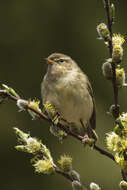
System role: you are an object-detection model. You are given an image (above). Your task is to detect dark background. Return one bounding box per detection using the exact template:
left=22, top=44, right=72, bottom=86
left=0, top=0, right=127, bottom=189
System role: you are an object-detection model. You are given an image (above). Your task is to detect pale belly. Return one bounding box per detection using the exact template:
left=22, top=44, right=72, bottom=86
left=43, top=82, right=93, bottom=128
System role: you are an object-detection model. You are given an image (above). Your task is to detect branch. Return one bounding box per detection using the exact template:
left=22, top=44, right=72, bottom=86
left=94, top=144, right=115, bottom=161
left=55, top=169, right=73, bottom=182
left=0, top=89, right=115, bottom=163
left=104, top=0, right=120, bottom=119
left=14, top=127, right=86, bottom=189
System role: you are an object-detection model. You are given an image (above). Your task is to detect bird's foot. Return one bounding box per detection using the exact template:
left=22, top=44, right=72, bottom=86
left=82, top=134, right=95, bottom=147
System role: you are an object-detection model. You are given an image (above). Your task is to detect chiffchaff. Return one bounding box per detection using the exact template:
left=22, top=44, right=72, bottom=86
left=41, top=53, right=97, bottom=141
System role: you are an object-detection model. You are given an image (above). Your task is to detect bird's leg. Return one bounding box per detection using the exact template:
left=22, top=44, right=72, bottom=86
left=80, top=119, right=87, bottom=131
left=87, top=122, right=98, bottom=142
left=90, top=129, right=98, bottom=142
left=80, top=120, right=95, bottom=146
left=80, top=120, right=90, bottom=143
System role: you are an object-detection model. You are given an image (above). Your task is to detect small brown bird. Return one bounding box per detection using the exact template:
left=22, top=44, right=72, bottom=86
left=41, top=53, right=97, bottom=141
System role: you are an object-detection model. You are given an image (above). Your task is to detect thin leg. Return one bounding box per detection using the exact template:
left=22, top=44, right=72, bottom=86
left=80, top=120, right=97, bottom=145
left=80, top=119, right=87, bottom=132
left=80, top=119, right=90, bottom=144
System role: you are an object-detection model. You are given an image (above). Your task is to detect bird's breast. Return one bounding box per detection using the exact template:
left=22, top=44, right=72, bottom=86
left=52, top=75, right=93, bottom=125
left=42, top=71, right=93, bottom=127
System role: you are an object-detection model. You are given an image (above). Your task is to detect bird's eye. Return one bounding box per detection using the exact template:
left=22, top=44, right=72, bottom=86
left=58, top=59, right=65, bottom=63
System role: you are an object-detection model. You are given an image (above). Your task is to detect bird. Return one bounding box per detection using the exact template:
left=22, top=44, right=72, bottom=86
left=41, top=53, right=97, bottom=141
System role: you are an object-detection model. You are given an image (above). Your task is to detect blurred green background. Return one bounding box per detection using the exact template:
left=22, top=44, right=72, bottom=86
left=0, top=0, right=127, bottom=189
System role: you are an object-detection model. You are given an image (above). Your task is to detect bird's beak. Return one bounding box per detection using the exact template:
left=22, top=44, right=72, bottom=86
left=45, top=58, right=54, bottom=65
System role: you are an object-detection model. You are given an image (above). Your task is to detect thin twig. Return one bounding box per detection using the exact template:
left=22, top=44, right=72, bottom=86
left=104, top=0, right=126, bottom=181
left=38, top=149, right=78, bottom=185
left=104, top=0, right=119, bottom=119
left=121, top=169, right=127, bottom=182
left=0, top=90, right=19, bottom=101
left=53, top=161, right=86, bottom=189
left=55, top=169, right=86, bottom=189
left=94, top=144, right=115, bottom=161
left=55, top=168, right=74, bottom=182
left=0, top=89, right=115, bottom=162
left=37, top=146, right=82, bottom=186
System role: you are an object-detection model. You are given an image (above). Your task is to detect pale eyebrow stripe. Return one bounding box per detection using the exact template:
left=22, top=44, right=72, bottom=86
left=54, top=57, right=70, bottom=61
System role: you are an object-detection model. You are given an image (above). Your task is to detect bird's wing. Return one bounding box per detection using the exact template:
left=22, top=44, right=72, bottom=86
left=87, top=79, right=96, bottom=130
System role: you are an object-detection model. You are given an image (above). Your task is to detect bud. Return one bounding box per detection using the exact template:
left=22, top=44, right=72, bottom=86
left=90, top=182, right=101, bottom=190
left=15, top=145, right=29, bottom=152
left=106, top=132, right=121, bottom=152
left=97, top=23, right=110, bottom=40
left=114, top=153, right=127, bottom=173
left=72, top=181, right=83, bottom=190
left=112, top=34, right=125, bottom=46
left=69, top=170, right=80, bottom=182
left=112, top=45, right=123, bottom=63
left=114, top=113, right=127, bottom=136
left=102, top=60, right=112, bottom=80
left=50, top=125, right=67, bottom=141
left=13, top=127, right=29, bottom=143
left=113, top=124, right=123, bottom=137
left=26, top=137, right=41, bottom=153
left=118, top=113, right=127, bottom=127
left=110, top=3, right=115, bottom=23
left=116, top=66, right=126, bottom=88
left=109, top=104, right=120, bottom=118
left=2, top=84, right=20, bottom=98
left=14, top=128, right=41, bottom=153
left=58, top=155, right=72, bottom=172
left=17, top=99, right=28, bottom=111
left=120, top=180, right=127, bottom=190
left=14, top=128, right=53, bottom=161
left=28, top=99, right=41, bottom=119
left=41, top=143, right=53, bottom=161
left=43, top=101, right=56, bottom=118
left=33, top=159, right=55, bottom=174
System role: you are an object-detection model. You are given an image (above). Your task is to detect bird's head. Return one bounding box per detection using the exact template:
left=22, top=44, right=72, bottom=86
left=45, top=53, right=78, bottom=77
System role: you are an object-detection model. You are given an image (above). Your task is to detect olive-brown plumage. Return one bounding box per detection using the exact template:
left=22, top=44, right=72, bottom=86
left=41, top=53, right=97, bottom=140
